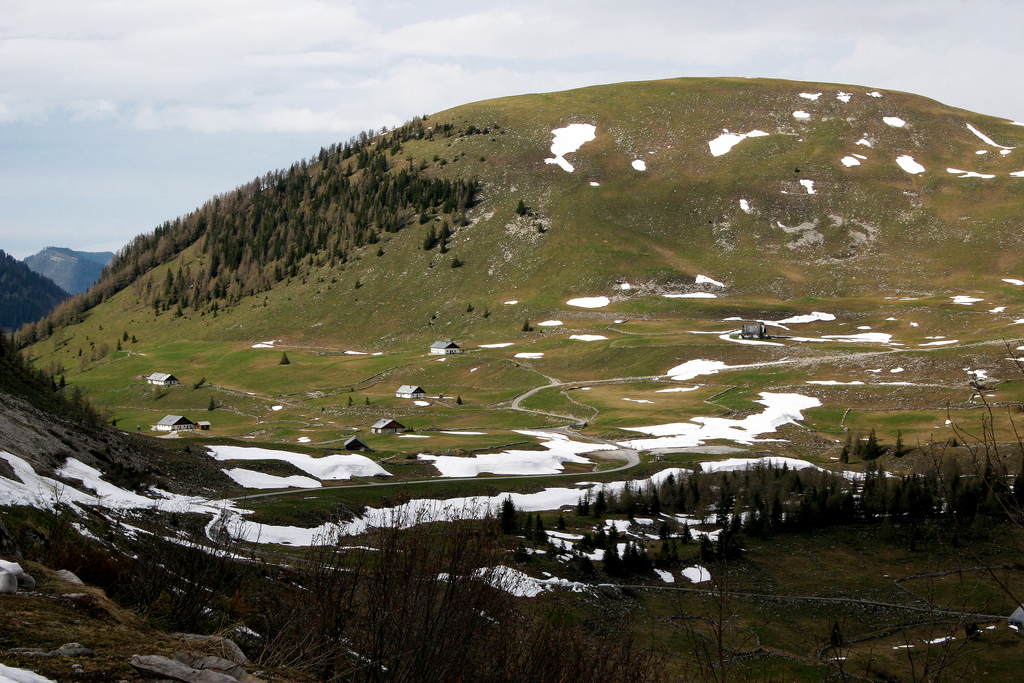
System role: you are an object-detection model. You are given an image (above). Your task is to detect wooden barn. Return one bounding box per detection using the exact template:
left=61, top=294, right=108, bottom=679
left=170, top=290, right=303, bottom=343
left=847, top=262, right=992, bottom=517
left=370, top=418, right=406, bottom=434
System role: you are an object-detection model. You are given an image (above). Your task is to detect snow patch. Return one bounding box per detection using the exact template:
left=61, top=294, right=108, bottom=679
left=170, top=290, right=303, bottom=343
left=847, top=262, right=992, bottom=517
left=682, top=566, right=712, bottom=583
left=799, top=179, right=816, bottom=194
left=514, top=352, right=544, bottom=359
left=883, top=116, right=906, bottom=128
left=1002, top=278, right=1024, bottom=285
left=951, top=296, right=983, bottom=305
left=793, top=110, right=811, bottom=119
left=777, top=311, right=835, bottom=324
left=664, top=293, right=717, bottom=299
left=566, top=296, right=610, bottom=308
left=209, top=446, right=389, bottom=482
left=480, top=342, right=514, bottom=348
left=544, top=123, right=596, bottom=173
left=537, top=320, right=563, bottom=327
left=966, top=123, right=1013, bottom=149
left=420, top=430, right=615, bottom=478
left=569, top=335, right=607, bottom=341
left=739, top=198, right=751, bottom=213
left=708, top=129, right=770, bottom=157
left=631, top=159, right=647, bottom=171
left=896, top=155, right=925, bottom=174
left=799, top=92, right=821, bottom=101
left=837, top=92, right=852, bottom=103
left=841, top=156, right=861, bottom=167
left=666, top=359, right=731, bottom=381
left=696, top=274, right=726, bottom=287
left=656, top=386, right=699, bottom=393
left=619, top=392, right=821, bottom=450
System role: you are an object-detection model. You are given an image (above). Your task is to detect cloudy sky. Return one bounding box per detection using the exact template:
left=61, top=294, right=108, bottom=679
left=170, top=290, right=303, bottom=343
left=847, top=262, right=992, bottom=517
left=2, top=0, right=1022, bottom=258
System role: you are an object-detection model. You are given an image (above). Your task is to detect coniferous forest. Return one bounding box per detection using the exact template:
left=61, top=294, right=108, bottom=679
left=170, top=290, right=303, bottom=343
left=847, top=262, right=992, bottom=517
left=14, top=119, right=478, bottom=346
left=0, top=250, right=69, bottom=332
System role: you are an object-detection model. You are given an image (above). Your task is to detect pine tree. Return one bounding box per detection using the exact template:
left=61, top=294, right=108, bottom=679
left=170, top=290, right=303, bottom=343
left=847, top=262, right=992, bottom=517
left=279, top=352, right=290, bottom=365
left=208, top=397, right=216, bottom=411
left=500, top=496, right=517, bottom=534
left=522, top=319, right=533, bottom=332
left=456, top=395, right=462, bottom=405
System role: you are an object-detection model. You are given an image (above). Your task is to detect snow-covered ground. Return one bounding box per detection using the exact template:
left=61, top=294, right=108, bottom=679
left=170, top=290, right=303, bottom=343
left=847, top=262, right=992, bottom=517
left=708, top=129, right=769, bottom=156
left=544, top=124, right=596, bottom=172
left=566, top=296, right=610, bottom=308
left=896, top=155, right=925, bottom=174
left=618, top=392, right=821, bottom=451
left=569, top=335, right=607, bottom=341
left=419, top=430, right=615, bottom=478
left=208, top=445, right=389, bottom=483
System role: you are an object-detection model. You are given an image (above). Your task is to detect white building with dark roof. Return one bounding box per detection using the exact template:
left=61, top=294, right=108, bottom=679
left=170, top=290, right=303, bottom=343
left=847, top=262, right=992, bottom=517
left=154, top=415, right=195, bottom=431
left=370, top=418, right=406, bottom=434
left=396, top=385, right=426, bottom=399
left=429, top=341, right=461, bottom=355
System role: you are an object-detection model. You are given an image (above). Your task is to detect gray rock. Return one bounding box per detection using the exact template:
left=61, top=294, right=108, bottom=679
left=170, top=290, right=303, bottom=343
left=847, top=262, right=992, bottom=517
left=0, top=567, right=17, bottom=594
left=172, top=634, right=250, bottom=666
left=57, top=569, right=84, bottom=585
left=130, top=655, right=239, bottom=683
left=56, top=643, right=95, bottom=657
left=18, top=572, right=35, bottom=590
left=174, top=652, right=263, bottom=683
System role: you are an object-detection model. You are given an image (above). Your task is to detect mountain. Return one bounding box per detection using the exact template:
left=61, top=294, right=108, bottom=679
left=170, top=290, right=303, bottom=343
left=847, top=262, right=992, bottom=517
left=0, top=250, right=69, bottom=332
left=23, top=247, right=114, bottom=296
left=16, top=76, right=1024, bottom=350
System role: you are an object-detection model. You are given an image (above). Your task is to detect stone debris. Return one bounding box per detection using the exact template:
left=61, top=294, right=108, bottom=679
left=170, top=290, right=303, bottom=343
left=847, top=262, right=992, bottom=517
left=6, top=642, right=95, bottom=657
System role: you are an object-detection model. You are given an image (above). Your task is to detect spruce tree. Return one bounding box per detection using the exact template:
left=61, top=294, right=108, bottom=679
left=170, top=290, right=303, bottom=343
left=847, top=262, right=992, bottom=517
left=279, top=352, right=290, bottom=365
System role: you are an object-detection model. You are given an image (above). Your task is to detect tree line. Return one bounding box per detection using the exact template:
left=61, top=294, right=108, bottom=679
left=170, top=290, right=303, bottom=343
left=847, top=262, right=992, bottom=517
left=14, top=118, right=479, bottom=347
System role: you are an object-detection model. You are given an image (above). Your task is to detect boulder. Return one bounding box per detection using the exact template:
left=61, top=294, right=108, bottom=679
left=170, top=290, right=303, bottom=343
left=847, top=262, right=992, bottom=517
left=0, top=560, right=34, bottom=590
left=173, top=653, right=262, bottom=683
left=129, top=655, right=239, bottom=683
left=0, top=559, right=23, bottom=576
left=172, top=634, right=250, bottom=666
left=56, top=569, right=83, bottom=585
left=0, top=567, right=17, bottom=594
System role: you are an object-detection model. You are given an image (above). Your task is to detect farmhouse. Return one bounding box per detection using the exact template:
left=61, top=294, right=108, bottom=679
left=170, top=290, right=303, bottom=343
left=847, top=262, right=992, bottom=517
left=1010, top=605, right=1024, bottom=630
left=195, top=421, right=211, bottom=431
left=370, top=418, right=406, bottom=434
left=740, top=322, right=768, bottom=340
left=146, top=373, right=179, bottom=386
left=154, top=415, right=195, bottom=431
left=396, top=385, right=426, bottom=399
left=343, top=436, right=371, bottom=452
left=429, top=341, right=461, bottom=355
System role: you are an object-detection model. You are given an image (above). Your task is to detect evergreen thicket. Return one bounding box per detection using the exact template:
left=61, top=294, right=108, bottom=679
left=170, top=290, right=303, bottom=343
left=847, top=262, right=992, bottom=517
left=15, top=120, right=478, bottom=347
left=0, top=250, right=69, bottom=332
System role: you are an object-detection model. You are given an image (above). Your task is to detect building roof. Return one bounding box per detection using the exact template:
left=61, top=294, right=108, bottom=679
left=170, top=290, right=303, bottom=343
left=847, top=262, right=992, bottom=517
left=156, top=415, right=194, bottom=426
left=195, top=421, right=211, bottom=427
left=1010, top=605, right=1024, bottom=623
left=147, top=372, right=177, bottom=381
left=344, top=436, right=369, bottom=448
left=371, top=418, right=404, bottom=429
left=430, top=340, right=459, bottom=349
left=397, top=385, right=425, bottom=394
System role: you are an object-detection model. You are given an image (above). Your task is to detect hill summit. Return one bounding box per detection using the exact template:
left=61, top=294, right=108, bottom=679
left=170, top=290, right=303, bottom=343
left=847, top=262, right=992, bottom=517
left=16, top=77, right=1024, bottom=350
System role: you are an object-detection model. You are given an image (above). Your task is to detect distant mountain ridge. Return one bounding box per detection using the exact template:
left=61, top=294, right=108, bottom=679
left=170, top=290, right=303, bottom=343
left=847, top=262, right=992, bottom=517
left=0, top=250, right=68, bottom=332
left=23, top=247, right=114, bottom=295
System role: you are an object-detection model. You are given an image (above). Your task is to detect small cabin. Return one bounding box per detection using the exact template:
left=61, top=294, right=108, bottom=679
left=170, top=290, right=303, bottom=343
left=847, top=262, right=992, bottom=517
left=370, top=418, right=406, bottom=434
left=154, top=415, right=195, bottom=431
left=195, top=421, right=211, bottom=431
left=1010, top=605, right=1024, bottom=631
left=429, top=341, right=461, bottom=355
left=147, top=373, right=179, bottom=386
left=396, top=385, right=427, bottom=399
left=740, top=322, right=768, bottom=340
left=343, top=436, right=371, bottom=452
